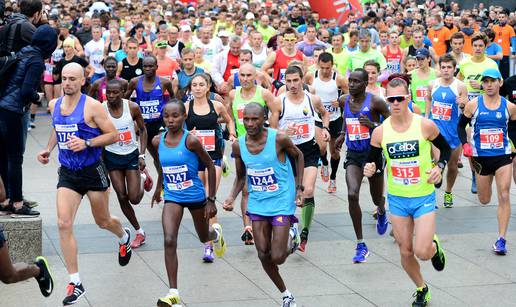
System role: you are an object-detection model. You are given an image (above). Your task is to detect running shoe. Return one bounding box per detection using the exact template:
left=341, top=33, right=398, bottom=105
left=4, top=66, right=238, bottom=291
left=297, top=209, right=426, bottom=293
left=23, top=199, right=38, bottom=208
left=222, top=155, right=230, bottom=177
left=0, top=203, right=13, bottom=215
left=118, top=228, right=132, bottom=266
left=141, top=168, right=154, bottom=192
left=289, top=223, right=300, bottom=254
left=130, top=233, right=146, bottom=249
left=372, top=208, right=378, bottom=220
left=62, top=282, right=85, bottom=306
left=157, top=294, right=181, bottom=307
left=431, top=234, right=446, bottom=271
left=412, top=285, right=430, bottom=307
left=443, top=192, right=453, bottom=208
left=376, top=210, right=388, bottom=235
left=30, top=121, right=36, bottom=129
left=241, top=226, right=254, bottom=245
left=212, top=223, right=226, bottom=258
left=35, top=256, right=54, bottom=297
left=457, top=160, right=463, bottom=169
left=298, top=228, right=309, bottom=252
left=353, top=242, right=369, bottom=263
left=471, top=173, right=477, bottom=194
left=282, top=294, right=297, bottom=307
left=493, top=237, right=507, bottom=255
left=320, top=165, right=329, bottom=182
left=327, top=179, right=336, bottom=193
left=203, top=243, right=215, bottom=263
left=13, top=204, right=40, bottom=216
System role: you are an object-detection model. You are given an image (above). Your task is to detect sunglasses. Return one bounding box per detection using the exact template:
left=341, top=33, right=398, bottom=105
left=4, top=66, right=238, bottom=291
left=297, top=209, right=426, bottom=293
left=386, top=95, right=409, bottom=103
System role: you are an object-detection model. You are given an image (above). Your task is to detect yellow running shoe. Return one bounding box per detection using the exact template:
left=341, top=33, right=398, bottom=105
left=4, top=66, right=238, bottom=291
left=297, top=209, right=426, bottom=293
left=157, top=294, right=181, bottom=307
left=212, top=223, right=226, bottom=258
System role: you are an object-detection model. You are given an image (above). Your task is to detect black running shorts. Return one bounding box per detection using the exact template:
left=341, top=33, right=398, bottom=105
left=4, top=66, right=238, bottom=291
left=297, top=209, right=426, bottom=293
left=344, top=150, right=384, bottom=176
left=315, top=117, right=344, bottom=139
left=145, top=120, right=164, bottom=146
left=57, top=161, right=110, bottom=196
left=103, top=149, right=139, bottom=172
left=472, top=155, right=512, bottom=176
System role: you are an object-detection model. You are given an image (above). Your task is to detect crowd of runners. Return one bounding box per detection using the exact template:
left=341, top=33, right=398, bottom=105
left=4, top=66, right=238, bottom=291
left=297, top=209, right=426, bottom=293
left=0, top=0, right=516, bottom=306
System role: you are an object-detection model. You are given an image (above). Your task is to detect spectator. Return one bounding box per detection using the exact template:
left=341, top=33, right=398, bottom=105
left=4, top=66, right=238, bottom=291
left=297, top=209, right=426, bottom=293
left=75, top=16, right=92, bottom=47
left=1, top=0, right=42, bottom=54
left=0, top=25, right=57, bottom=216
left=492, top=9, right=516, bottom=79
left=484, top=28, right=503, bottom=66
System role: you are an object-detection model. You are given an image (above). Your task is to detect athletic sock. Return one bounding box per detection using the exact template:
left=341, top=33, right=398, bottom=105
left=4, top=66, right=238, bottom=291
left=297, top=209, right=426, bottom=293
left=136, top=228, right=145, bottom=235
left=168, top=288, right=179, bottom=296
left=120, top=230, right=129, bottom=244
left=281, top=289, right=292, bottom=298
left=357, top=239, right=364, bottom=244
left=330, top=157, right=340, bottom=180
left=30, top=114, right=35, bottom=121
left=70, top=272, right=81, bottom=285
left=320, top=153, right=328, bottom=166
left=301, top=197, right=315, bottom=230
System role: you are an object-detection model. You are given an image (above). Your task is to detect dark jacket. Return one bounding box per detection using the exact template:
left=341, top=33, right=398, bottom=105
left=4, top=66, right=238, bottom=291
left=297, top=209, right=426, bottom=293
left=75, top=27, right=92, bottom=47
left=4, top=13, right=36, bottom=53
left=0, top=25, right=57, bottom=114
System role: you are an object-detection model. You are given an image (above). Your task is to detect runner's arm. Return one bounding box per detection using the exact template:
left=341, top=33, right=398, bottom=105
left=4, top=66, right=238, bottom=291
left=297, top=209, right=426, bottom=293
left=124, top=79, right=136, bottom=99
left=164, top=78, right=175, bottom=100
left=268, top=96, right=282, bottom=129
left=425, top=82, right=433, bottom=118
left=457, top=99, right=476, bottom=145
left=215, top=101, right=236, bottom=140
left=227, top=141, right=246, bottom=201
left=279, top=131, right=304, bottom=189
left=372, top=96, right=390, bottom=122
left=130, top=101, right=147, bottom=155
left=312, top=95, right=329, bottom=129
left=508, top=103, right=516, bottom=148
left=364, top=126, right=383, bottom=175
left=46, top=99, right=58, bottom=153
left=88, top=80, right=100, bottom=99
left=116, top=61, right=122, bottom=77
left=261, top=51, right=276, bottom=75
left=187, top=134, right=216, bottom=200
left=89, top=102, right=119, bottom=147
left=151, top=134, right=163, bottom=205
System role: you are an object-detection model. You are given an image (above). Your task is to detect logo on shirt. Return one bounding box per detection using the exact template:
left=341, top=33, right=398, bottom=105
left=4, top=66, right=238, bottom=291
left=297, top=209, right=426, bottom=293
left=496, top=112, right=502, bottom=119
left=363, top=106, right=369, bottom=112
left=303, top=108, right=309, bottom=116
left=441, top=92, right=447, bottom=100
left=386, top=140, right=419, bottom=159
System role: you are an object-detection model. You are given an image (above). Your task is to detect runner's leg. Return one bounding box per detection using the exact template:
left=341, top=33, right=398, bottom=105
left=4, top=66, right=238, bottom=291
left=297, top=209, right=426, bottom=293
left=110, top=170, right=141, bottom=231
left=346, top=165, right=364, bottom=240
left=390, top=215, right=424, bottom=287
left=253, top=220, right=287, bottom=292
left=0, top=244, right=40, bottom=283
left=413, top=212, right=437, bottom=261
left=87, top=190, right=125, bottom=238
left=162, top=203, right=184, bottom=289
left=301, top=167, right=317, bottom=230
left=494, top=164, right=512, bottom=238
left=476, top=174, right=494, bottom=205
left=189, top=205, right=218, bottom=243
left=445, top=147, right=461, bottom=193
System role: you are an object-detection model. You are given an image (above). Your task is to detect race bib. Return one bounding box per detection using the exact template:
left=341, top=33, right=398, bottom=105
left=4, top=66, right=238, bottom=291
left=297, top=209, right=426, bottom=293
left=247, top=167, right=279, bottom=192
left=386, top=60, right=400, bottom=73
left=163, top=165, right=193, bottom=191
left=139, top=100, right=161, bottom=120
left=431, top=101, right=453, bottom=121
left=279, top=68, right=286, bottom=83
left=479, top=128, right=504, bottom=149
left=289, top=120, right=310, bottom=142
left=415, top=86, right=428, bottom=101
left=55, top=124, right=78, bottom=150
left=346, top=118, right=369, bottom=141
left=45, top=63, right=53, bottom=74
left=237, top=104, right=245, bottom=124
left=195, top=129, right=215, bottom=151
left=101, top=88, right=107, bottom=102
left=117, top=127, right=133, bottom=146
left=391, top=160, right=421, bottom=185
left=323, top=103, right=338, bottom=114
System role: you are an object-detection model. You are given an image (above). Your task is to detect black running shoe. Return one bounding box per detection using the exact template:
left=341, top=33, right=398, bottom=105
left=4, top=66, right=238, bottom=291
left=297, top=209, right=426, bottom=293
left=431, top=234, right=446, bottom=271
left=412, top=284, right=430, bottom=307
left=118, top=227, right=132, bottom=266
left=23, top=199, right=38, bottom=208
left=35, top=256, right=54, bottom=297
left=298, top=228, right=309, bottom=252
left=62, top=282, right=85, bottom=305
left=13, top=204, right=40, bottom=216
left=0, top=203, right=13, bottom=214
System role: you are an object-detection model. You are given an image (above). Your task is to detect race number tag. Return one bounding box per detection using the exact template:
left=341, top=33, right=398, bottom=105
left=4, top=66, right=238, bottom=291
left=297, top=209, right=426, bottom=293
left=117, top=127, right=133, bottom=146
left=163, top=165, right=193, bottom=191
left=479, top=128, right=504, bottom=149
left=345, top=118, right=369, bottom=141
left=55, top=124, right=78, bottom=150
left=289, top=120, right=310, bottom=141
left=324, top=103, right=338, bottom=113
left=247, top=167, right=279, bottom=192
left=237, top=104, right=245, bottom=124
left=390, top=160, right=421, bottom=185
left=279, top=68, right=286, bottom=83
left=431, top=101, right=453, bottom=121
left=415, top=86, right=428, bottom=101
left=195, top=129, right=215, bottom=151
left=139, top=100, right=160, bottom=120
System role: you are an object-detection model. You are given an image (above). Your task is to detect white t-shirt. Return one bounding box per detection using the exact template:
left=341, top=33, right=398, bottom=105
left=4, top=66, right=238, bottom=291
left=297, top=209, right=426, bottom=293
left=84, top=38, right=105, bottom=74
left=192, top=38, right=223, bottom=62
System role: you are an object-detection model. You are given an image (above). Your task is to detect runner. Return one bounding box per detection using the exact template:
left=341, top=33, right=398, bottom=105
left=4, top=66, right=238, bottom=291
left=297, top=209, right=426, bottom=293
left=37, top=63, right=132, bottom=305
left=269, top=65, right=330, bottom=252
left=364, top=76, right=449, bottom=307
left=173, top=48, right=205, bottom=102
left=125, top=55, right=175, bottom=178
left=364, top=60, right=385, bottom=99
left=117, top=38, right=143, bottom=82
left=425, top=54, right=468, bottom=208
left=184, top=73, right=236, bottom=262
left=103, top=79, right=153, bottom=249
left=382, top=30, right=404, bottom=77
left=458, top=68, right=516, bottom=255
left=88, top=56, right=128, bottom=103
left=151, top=101, right=226, bottom=306
left=227, top=63, right=277, bottom=242
left=403, top=26, right=437, bottom=63
left=227, top=50, right=271, bottom=91
left=305, top=52, right=348, bottom=193
left=223, top=103, right=304, bottom=307
left=409, top=48, right=437, bottom=116
left=334, top=68, right=390, bottom=263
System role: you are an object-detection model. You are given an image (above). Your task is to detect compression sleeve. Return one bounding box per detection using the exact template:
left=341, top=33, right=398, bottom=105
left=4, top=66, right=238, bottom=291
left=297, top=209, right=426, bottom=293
left=366, top=145, right=383, bottom=170
left=431, top=133, right=451, bottom=166
left=457, top=114, right=471, bottom=145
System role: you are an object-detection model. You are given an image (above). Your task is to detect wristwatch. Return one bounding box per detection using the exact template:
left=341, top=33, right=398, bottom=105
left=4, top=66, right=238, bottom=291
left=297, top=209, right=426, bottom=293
left=138, top=154, right=146, bottom=159
left=296, top=185, right=305, bottom=192
left=437, top=162, right=446, bottom=171
left=207, top=196, right=216, bottom=202
left=85, top=139, right=92, bottom=148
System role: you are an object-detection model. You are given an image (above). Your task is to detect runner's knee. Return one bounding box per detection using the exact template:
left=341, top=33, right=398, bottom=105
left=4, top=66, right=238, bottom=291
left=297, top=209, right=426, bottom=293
left=414, top=244, right=434, bottom=261
left=57, top=218, right=73, bottom=232
left=270, top=250, right=288, bottom=265
left=95, top=217, right=111, bottom=230
left=164, top=234, right=178, bottom=250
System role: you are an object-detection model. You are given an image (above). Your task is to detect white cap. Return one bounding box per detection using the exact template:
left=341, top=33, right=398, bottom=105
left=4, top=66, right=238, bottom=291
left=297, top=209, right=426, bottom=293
left=218, top=30, right=230, bottom=37
left=181, top=25, right=191, bottom=32
left=245, top=12, right=255, bottom=20
left=165, top=11, right=173, bottom=16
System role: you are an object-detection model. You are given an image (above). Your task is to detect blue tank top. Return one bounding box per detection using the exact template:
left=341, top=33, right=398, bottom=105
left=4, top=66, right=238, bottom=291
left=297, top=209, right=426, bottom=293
left=178, top=67, right=204, bottom=102
left=52, top=94, right=102, bottom=170
left=471, top=96, right=511, bottom=157
left=233, top=72, right=241, bottom=88
left=159, top=130, right=206, bottom=203
left=430, top=80, right=461, bottom=149
left=239, top=128, right=296, bottom=216
left=135, top=77, right=166, bottom=123
left=344, top=94, right=373, bottom=152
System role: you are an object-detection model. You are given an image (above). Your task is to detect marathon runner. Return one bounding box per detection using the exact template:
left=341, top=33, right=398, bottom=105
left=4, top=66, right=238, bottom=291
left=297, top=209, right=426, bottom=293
left=173, top=48, right=205, bottom=102
left=269, top=65, right=330, bottom=252
left=458, top=68, right=516, bottom=256
left=364, top=77, right=449, bottom=307
left=117, top=38, right=143, bottom=82
left=223, top=103, right=304, bottom=307
left=227, top=50, right=271, bottom=91
left=409, top=48, right=437, bottom=116
left=151, top=101, right=226, bottom=306
left=88, top=56, right=128, bottom=103
left=37, top=63, right=132, bottom=305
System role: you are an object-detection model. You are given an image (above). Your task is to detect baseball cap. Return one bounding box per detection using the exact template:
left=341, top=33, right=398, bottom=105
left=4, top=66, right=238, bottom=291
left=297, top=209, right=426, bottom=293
left=415, top=48, right=430, bottom=58
left=481, top=68, right=502, bottom=80
left=218, top=30, right=230, bottom=38
left=155, top=40, right=168, bottom=48
left=245, top=12, right=255, bottom=20
left=180, top=25, right=191, bottom=32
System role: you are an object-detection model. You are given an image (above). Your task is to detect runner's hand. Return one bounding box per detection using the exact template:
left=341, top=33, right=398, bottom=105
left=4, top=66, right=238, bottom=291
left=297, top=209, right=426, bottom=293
left=426, top=166, right=442, bottom=184
left=286, top=123, right=297, bottom=136
left=151, top=188, right=162, bottom=208
left=363, top=162, right=376, bottom=177
left=359, top=114, right=374, bottom=129
left=331, top=100, right=339, bottom=108
left=37, top=149, right=50, bottom=164
left=335, top=134, right=345, bottom=150
left=462, top=143, right=473, bottom=157
left=456, top=95, right=467, bottom=109
left=66, top=136, right=87, bottom=152
left=205, top=200, right=217, bottom=219
left=229, top=134, right=237, bottom=142
left=322, top=129, right=330, bottom=142
left=138, top=158, right=146, bottom=171
left=469, top=80, right=481, bottom=90
left=295, top=190, right=304, bottom=207
left=189, top=127, right=197, bottom=136
left=222, top=197, right=234, bottom=211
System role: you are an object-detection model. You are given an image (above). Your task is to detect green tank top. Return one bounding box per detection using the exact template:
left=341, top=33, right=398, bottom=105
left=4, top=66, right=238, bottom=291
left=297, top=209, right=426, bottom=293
left=326, top=47, right=350, bottom=76
left=381, top=115, right=434, bottom=197
left=410, top=68, right=436, bottom=115
left=233, top=86, right=265, bottom=136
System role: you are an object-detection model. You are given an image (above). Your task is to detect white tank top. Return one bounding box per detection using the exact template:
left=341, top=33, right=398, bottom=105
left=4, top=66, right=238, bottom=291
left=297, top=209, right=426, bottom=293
left=278, top=93, right=316, bottom=145
left=104, top=99, right=139, bottom=155
left=312, top=70, right=340, bottom=122
left=252, top=46, right=268, bottom=68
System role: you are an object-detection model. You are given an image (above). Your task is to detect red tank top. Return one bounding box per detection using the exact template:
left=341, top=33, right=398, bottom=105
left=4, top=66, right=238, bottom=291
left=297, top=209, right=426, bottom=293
left=273, top=49, right=304, bottom=82
left=385, top=45, right=402, bottom=74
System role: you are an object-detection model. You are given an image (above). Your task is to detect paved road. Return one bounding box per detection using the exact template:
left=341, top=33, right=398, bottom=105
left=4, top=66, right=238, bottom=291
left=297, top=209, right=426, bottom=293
left=1, top=113, right=516, bottom=307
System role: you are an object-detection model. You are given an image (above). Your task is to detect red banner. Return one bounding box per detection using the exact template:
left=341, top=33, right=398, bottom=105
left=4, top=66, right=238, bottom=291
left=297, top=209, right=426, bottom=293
left=308, top=0, right=364, bottom=25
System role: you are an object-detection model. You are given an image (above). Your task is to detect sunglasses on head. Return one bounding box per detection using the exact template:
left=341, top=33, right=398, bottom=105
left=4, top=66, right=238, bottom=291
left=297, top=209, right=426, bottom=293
left=386, top=95, right=409, bottom=103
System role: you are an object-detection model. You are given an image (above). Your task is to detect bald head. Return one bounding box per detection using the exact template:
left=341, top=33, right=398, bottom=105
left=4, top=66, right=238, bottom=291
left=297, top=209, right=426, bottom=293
left=62, top=63, right=85, bottom=96
left=239, top=63, right=256, bottom=75
left=243, top=102, right=265, bottom=118
left=238, top=63, right=258, bottom=89
left=63, top=62, right=84, bottom=78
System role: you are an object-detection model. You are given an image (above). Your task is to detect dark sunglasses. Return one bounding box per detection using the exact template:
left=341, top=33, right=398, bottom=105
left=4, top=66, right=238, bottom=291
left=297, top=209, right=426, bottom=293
left=386, top=95, right=409, bottom=103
